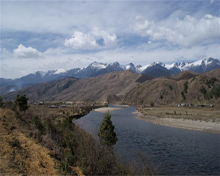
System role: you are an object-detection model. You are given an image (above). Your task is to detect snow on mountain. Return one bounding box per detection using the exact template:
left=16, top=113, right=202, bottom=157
left=1, top=57, right=219, bottom=95
left=136, top=64, right=150, bottom=73
left=121, top=63, right=136, bottom=72
left=54, top=68, right=66, bottom=74
left=89, top=61, right=107, bottom=70
left=165, top=63, right=178, bottom=70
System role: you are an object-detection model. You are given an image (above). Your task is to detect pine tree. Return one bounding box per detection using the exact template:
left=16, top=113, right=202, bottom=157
left=98, top=111, right=117, bottom=147
left=15, top=94, right=29, bottom=112
left=0, top=96, right=3, bottom=107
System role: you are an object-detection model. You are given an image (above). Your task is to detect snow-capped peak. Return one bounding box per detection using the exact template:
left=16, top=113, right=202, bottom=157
left=89, top=61, right=107, bottom=70
left=121, top=63, right=135, bottom=70
left=165, top=63, right=178, bottom=69
left=55, top=68, right=66, bottom=74
left=136, top=64, right=150, bottom=73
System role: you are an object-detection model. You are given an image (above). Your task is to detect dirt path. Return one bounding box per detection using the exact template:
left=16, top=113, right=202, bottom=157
left=0, top=108, right=60, bottom=175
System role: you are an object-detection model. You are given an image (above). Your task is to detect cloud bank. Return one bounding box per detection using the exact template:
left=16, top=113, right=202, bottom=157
left=64, top=28, right=117, bottom=50
left=134, top=14, right=220, bottom=47
left=13, top=44, right=44, bottom=59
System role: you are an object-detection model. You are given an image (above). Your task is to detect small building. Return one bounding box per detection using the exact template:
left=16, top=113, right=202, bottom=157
left=66, top=101, right=73, bottom=105
left=48, top=105, right=58, bottom=108
left=39, top=101, right=44, bottom=105
left=178, top=103, right=186, bottom=107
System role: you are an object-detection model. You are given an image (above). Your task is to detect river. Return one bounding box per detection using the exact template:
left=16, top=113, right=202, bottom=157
left=75, top=105, right=220, bottom=175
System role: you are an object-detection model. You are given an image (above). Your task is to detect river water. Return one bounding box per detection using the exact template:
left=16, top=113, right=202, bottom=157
left=75, top=105, right=220, bottom=175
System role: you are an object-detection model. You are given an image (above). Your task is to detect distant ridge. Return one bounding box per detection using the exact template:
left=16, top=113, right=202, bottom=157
left=171, top=71, right=198, bottom=81
left=1, top=57, right=219, bottom=95
left=3, top=71, right=148, bottom=103
left=2, top=69, right=220, bottom=107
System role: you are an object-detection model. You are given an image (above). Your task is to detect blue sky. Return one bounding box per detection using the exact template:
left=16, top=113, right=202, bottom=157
left=0, top=0, right=220, bottom=78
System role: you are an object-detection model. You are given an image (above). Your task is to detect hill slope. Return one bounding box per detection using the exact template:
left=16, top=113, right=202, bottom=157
left=124, top=69, right=220, bottom=106
left=3, top=71, right=148, bottom=103
left=0, top=108, right=59, bottom=175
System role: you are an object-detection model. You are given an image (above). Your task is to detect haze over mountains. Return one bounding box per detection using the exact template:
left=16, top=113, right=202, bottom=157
left=0, top=57, right=219, bottom=95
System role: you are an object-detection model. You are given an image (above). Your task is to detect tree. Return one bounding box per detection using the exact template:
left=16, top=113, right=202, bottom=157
left=98, top=112, right=117, bottom=147
left=0, top=96, right=3, bottom=107
left=15, top=94, right=29, bottom=112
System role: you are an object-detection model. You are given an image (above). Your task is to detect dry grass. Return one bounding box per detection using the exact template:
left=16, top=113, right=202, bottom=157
left=0, top=103, right=156, bottom=175
left=138, top=106, right=220, bottom=122
left=136, top=106, right=220, bottom=134
left=0, top=108, right=60, bottom=175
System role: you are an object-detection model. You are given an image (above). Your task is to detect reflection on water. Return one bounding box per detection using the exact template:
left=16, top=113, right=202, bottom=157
left=75, top=105, right=220, bottom=175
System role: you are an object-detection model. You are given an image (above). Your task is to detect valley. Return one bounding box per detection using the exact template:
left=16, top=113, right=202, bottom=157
left=2, top=1, right=220, bottom=175
left=1, top=62, right=220, bottom=175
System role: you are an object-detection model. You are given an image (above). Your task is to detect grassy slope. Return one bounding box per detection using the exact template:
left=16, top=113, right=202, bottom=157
left=0, top=108, right=60, bottom=175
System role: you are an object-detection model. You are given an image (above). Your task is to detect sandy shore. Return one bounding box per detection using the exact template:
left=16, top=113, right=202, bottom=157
left=94, top=107, right=123, bottom=112
left=135, top=111, right=220, bottom=134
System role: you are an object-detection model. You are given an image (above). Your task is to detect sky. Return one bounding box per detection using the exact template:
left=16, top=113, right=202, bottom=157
left=0, top=0, right=220, bottom=79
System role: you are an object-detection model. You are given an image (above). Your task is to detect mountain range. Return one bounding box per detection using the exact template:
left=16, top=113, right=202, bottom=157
left=3, top=69, right=220, bottom=107
left=0, top=57, right=219, bottom=95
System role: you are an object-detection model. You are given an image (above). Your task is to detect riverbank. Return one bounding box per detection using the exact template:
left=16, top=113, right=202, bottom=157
left=135, top=110, right=220, bottom=134
left=94, top=107, right=123, bottom=112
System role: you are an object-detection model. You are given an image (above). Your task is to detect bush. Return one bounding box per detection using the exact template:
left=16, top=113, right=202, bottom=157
left=206, top=77, right=217, bottom=88
left=33, top=116, right=45, bottom=134
left=211, top=84, right=220, bottom=98
left=181, top=91, right=186, bottom=100
left=168, top=85, right=173, bottom=91
left=200, top=86, right=207, bottom=96
left=3, top=101, right=16, bottom=111
left=9, top=138, right=20, bottom=148
left=183, top=81, right=188, bottom=93
left=150, top=101, right=155, bottom=107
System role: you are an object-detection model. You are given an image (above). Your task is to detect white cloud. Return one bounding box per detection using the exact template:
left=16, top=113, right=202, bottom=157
left=0, top=48, right=12, bottom=59
left=134, top=14, right=220, bottom=47
left=13, top=44, right=44, bottom=59
left=64, top=27, right=117, bottom=50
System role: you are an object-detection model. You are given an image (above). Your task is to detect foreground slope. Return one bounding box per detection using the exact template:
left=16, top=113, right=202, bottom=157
left=0, top=108, right=59, bottom=175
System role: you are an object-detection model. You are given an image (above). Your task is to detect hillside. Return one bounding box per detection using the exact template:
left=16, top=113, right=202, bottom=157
left=3, top=69, right=220, bottom=106
left=171, top=71, right=198, bottom=81
left=124, top=69, right=220, bottom=106
left=3, top=71, right=148, bottom=103
left=0, top=108, right=59, bottom=175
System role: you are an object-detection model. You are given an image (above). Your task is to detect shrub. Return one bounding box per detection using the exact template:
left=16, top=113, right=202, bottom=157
left=168, top=85, right=173, bottom=91
left=206, top=77, right=217, bottom=88
left=211, top=84, right=220, bottom=98
left=150, top=101, right=155, bottom=107
left=183, top=81, right=188, bottom=93
left=9, top=138, right=20, bottom=148
left=33, top=116, right=45, bottom=134
left=200, top=86, right=207, bottom=96
left=181, top=91, right=186, bottom=100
